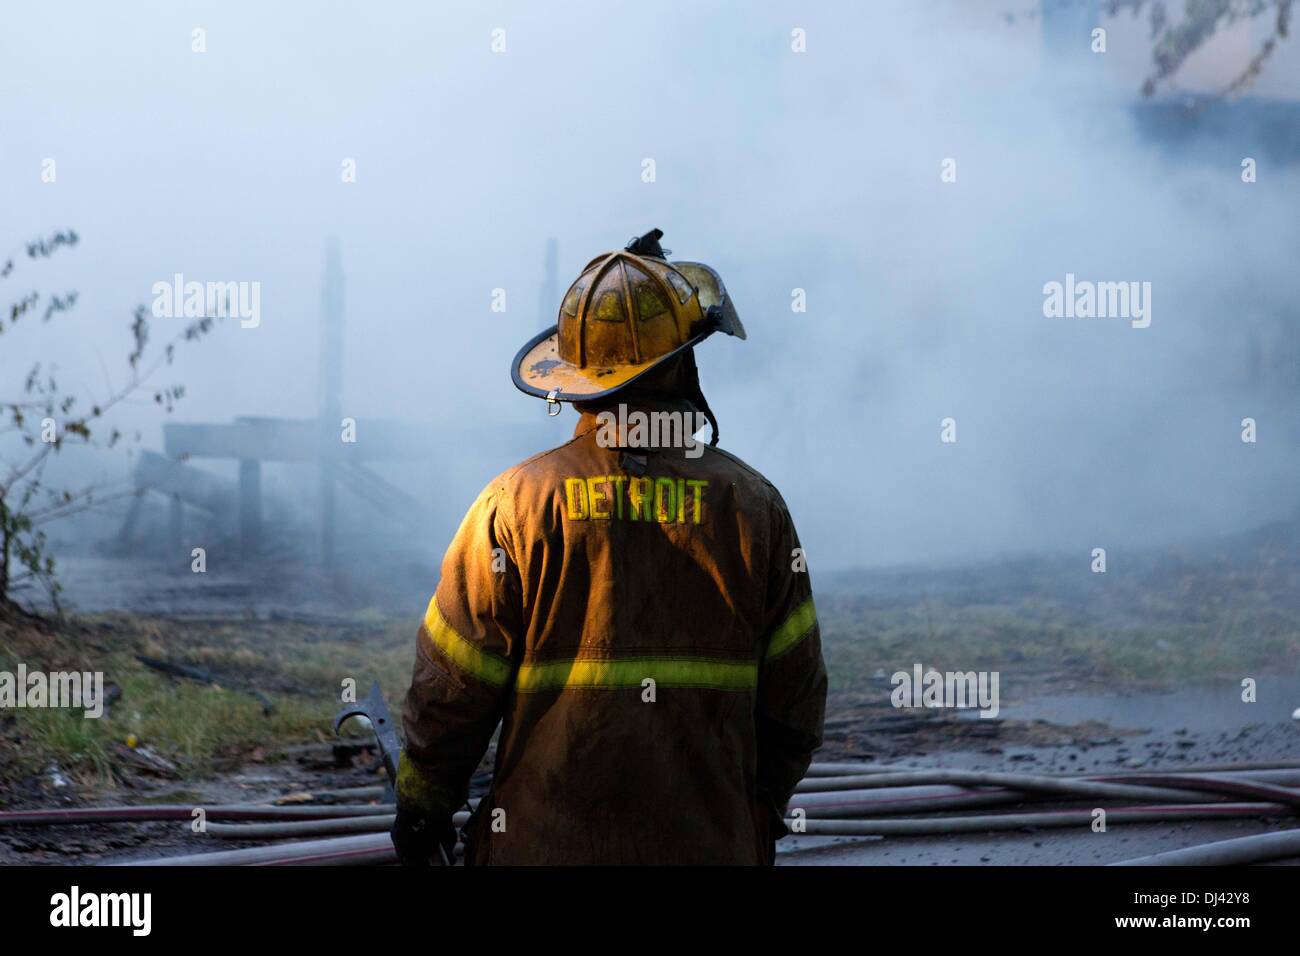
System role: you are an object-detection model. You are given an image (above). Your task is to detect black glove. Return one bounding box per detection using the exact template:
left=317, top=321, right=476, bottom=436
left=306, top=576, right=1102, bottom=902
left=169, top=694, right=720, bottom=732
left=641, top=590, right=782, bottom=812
left=391, top=806, right=457, bottom=866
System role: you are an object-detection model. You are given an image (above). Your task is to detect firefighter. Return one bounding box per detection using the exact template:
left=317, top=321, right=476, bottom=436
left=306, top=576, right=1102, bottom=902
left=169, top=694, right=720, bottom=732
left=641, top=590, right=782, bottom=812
left=393, top=229, right=826, bottom=865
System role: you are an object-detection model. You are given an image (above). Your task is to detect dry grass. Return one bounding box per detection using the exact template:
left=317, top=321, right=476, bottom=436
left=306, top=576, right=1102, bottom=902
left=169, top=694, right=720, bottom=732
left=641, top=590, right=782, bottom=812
left=0, top=608, right=417, bottom=790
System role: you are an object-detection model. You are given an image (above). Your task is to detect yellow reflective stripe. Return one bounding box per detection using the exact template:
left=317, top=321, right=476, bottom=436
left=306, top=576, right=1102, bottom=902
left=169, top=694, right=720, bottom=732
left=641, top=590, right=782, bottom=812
left=422, top=597, right=513, bottom=687
left=765, top=597, right=817, bottom=661
left=516, top=656, right=757, bottom=693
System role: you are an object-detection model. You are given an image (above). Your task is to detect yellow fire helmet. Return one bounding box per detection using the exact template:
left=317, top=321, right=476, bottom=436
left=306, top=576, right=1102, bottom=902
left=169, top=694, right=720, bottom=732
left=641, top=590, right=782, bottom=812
left=512, top=229, right=745, bottom=407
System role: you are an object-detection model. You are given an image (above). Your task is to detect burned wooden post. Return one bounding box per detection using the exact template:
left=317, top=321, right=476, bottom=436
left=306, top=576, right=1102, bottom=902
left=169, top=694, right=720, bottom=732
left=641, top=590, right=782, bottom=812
left=319, top=238, right=344, bottom=565
left=169, top=493, right=183, bottom=566
left=239, top=458, right=262, bottom=556
left=118, top=492, right=144, bottom=545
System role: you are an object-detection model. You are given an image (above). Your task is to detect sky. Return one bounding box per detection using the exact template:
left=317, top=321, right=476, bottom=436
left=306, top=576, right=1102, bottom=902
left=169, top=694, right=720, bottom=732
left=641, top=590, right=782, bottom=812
left=3, top=0, right=1298, bottom=571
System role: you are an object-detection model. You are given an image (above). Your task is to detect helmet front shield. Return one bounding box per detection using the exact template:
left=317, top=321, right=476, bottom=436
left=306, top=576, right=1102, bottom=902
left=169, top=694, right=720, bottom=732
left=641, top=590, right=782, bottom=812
left=675, top=261, right=746, bottom=340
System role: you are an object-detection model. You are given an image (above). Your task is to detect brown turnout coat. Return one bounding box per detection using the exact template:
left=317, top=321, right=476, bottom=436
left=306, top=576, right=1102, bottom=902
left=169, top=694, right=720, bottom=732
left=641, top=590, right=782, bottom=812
left=399, top=408, right=826, bottom=864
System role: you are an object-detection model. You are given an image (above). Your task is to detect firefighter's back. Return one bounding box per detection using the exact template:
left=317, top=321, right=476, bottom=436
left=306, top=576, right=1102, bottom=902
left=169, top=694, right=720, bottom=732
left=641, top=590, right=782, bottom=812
left=467, top=412, right=787, bottom=864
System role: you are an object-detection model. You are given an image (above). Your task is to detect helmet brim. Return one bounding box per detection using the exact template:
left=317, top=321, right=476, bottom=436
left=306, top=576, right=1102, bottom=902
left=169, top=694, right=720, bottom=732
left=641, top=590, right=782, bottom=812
left=511, top=325, right=716, bottom=403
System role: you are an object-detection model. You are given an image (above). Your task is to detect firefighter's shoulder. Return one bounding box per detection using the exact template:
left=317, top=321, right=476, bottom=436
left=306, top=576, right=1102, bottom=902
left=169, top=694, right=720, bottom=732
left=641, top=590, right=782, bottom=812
left=698, top=443, right=788, bottom=511
left=462, top=431, right=592, bottom=520
left=490, top=430, right=591, bottom=491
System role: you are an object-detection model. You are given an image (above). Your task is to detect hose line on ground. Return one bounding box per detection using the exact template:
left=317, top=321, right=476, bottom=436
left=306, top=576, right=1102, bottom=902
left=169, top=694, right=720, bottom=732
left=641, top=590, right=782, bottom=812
left=790, top=803, right=1294, bottom=836
left=804, top=760, right=1300, bottom=778
left=1110, top=828, right=1300, bottom=866
left=204, top=811, right=471, bottom=840
left=793, top=770, right=1231, bottom=804
left=0, top=803, right=393, bottom=827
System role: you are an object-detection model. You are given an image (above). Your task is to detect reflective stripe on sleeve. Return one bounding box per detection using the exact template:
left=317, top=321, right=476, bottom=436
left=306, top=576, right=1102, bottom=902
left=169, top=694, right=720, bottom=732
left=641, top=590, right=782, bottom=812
left=764, top=597, right=817, bottom=661
left=422, top=597, right=514, bottom=687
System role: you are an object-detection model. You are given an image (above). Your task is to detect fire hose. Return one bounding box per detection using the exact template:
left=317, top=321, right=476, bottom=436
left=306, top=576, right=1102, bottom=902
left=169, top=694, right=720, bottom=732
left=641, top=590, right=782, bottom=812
left=0, top=804, right=394, bottom=827
left=1110, top=827, right=1300, bottom=866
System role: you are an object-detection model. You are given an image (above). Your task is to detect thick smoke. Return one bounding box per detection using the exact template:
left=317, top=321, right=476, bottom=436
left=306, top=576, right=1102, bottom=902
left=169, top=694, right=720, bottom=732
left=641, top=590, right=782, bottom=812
left=3, top=1, right=1296, bottom=577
